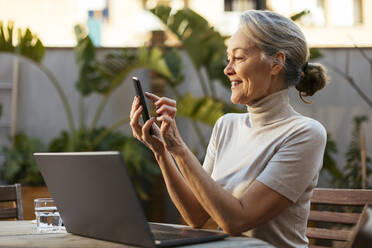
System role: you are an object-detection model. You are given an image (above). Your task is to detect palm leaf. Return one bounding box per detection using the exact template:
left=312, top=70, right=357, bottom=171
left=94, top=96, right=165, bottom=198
left=0, top=21, right=44, bottom=63
left=97, top=47, right=178, bottom=94
left=163, top=48, right=184, bottom=86
left=150, top=6, right=229, bottom=88
left=177, top=93, right=244, bottom=126
left=74, top=25, right=106, bottom=96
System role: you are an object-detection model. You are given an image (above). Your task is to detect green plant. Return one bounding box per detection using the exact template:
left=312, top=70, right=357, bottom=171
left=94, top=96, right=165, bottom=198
left=1, top=133, right=47, bottom=185
left=0, top=23, right=175, bottom=198
left=0, top=21, right=75, bottom=133
left=321, top=133, right=343, bottom=183
left=338, top=116, right=372, bottom=188
left=321, top=116, right=372, bottom=188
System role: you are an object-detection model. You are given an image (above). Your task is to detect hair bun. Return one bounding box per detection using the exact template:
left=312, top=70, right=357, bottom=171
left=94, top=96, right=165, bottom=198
left=296, top=62, right=328, bottom=97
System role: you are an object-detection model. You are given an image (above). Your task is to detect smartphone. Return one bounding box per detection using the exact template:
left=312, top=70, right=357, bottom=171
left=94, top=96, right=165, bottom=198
left=132, top=77, right=154, bottom=134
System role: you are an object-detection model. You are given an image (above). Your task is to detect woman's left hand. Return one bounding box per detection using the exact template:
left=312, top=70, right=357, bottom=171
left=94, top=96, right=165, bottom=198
left=145, top=92, right=185, bottom=155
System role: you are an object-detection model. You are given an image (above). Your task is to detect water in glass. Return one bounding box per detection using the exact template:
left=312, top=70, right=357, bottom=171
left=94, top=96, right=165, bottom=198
left=34, top=198, right=62, bottom=232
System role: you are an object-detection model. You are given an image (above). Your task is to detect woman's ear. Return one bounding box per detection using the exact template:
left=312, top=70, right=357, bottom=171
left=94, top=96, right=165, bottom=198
left=270, top=51, right=286, bottom=75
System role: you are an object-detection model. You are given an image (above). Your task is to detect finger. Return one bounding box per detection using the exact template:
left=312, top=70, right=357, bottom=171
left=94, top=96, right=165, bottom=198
left=145, top=92, right=160, bottom=102
left=130, top=96, right=140, bottom=117
left=156, top=105, right=177, bottom=117
left=142, top=117, right=156, bottom=140
left=157, top=115, right=173, bottom=135
left=130, top=105, right=143, bottom=126
left=130, top=106, right=143, bottom=135
left=154, top=97, right=176, bottom=107
left=156, top=114, right=173, bottom=124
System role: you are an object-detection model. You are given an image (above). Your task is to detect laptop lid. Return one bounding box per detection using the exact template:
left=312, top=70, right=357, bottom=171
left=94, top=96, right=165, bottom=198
left=35, top=151, right=156, bottom=248
left=34, top=151, right=227, bottom=248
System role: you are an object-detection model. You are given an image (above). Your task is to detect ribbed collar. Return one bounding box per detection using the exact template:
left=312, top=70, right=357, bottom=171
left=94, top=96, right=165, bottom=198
left=247, top=89, right=295, bottom=127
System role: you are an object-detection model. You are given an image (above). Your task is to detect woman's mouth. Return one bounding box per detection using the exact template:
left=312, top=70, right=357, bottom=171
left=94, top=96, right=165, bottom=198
left=231, top=81, right=242, bottom=88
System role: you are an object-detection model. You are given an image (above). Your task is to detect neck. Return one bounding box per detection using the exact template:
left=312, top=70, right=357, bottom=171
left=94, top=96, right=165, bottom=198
left=247, top=88, right=295, bottom=127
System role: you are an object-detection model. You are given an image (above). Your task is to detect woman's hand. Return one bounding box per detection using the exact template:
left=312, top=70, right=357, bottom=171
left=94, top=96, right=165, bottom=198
left=129, top=96, right=165, bottom=154
left=145, top=92, right=185, bottom=155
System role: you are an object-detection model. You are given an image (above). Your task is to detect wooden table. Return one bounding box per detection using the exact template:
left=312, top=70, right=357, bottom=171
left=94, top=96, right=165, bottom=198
left=0, top=221, right=275, bottom=248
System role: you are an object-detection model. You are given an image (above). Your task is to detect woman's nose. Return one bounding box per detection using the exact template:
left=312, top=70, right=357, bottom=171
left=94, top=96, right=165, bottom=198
left=224, top=62, right=235, bottom=76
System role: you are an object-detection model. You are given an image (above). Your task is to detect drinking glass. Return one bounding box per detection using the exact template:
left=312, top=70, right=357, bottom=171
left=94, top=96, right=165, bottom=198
left=34, top=198, right=62, bottom=232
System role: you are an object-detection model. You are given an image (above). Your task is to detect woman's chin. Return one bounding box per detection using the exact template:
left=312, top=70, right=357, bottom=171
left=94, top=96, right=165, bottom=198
left=231, top=95, right=247, bottom=105
left=230, top=97, right=238, bottom=105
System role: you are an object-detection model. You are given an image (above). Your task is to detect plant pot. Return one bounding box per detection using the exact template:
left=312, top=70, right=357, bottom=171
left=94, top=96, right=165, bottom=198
left=21, top=186, right=51, bottom=220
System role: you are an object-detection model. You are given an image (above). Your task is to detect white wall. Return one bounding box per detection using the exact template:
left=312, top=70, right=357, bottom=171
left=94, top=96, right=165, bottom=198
left=0, top=47, right=371, bottom=187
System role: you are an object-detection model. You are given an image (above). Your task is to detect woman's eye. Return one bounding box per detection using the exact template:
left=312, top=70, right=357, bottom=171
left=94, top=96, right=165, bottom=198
left=226, top=56, right=244, bottom=63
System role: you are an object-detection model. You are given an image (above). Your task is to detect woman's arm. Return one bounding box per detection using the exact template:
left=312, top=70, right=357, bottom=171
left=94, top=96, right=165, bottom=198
left=169, top=144, right=292, bottom=235
left=130, top=96, right=209, bottom=227
left=153, top=149, right=210, bottom=227
left=144, top=93, right=292, bottom=234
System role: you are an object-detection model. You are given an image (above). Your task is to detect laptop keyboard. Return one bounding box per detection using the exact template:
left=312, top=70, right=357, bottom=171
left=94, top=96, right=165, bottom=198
left=150, top=223, right=193, bottom=241
left=152, top=230, right=191, bottom=241
left=149, top=223, right=220, bottom=241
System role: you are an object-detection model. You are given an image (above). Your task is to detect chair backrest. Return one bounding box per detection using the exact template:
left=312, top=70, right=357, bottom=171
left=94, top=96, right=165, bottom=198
left=0, top=184, right=23, bottom=220
left=351, top=207, right=372, bottom=248
left=307, top=188, right=372, bottom=248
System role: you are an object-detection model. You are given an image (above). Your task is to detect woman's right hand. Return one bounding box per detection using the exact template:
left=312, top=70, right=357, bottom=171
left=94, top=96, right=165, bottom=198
left=129, top=96, right=165, bottom=154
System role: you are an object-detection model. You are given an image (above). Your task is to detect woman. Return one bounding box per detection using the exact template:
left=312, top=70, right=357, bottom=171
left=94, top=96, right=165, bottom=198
left=130, top=10, right=328, bottom=248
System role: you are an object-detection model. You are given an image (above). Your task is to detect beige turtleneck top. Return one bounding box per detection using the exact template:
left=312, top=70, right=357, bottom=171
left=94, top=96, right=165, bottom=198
left=203, top=89, right=326, bottom=248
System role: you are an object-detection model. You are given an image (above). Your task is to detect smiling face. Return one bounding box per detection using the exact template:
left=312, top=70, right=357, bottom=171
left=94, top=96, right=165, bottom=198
left=224, top=28, right=285, bottom=106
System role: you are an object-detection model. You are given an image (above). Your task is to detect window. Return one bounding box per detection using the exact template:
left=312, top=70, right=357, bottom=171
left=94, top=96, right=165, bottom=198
left=224, top=0, right=257, bottom=12
left=330, top=0, right=363, bottom=26
left=143, top=0, right=186, bottom=9
left=294, top=0, right=326, bottom=27
left=353, top=0, right=363, bottom=25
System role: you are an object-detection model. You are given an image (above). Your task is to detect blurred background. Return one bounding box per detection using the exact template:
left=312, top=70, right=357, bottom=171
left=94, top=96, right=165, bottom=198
left=0, top=0, right=371, bottom=224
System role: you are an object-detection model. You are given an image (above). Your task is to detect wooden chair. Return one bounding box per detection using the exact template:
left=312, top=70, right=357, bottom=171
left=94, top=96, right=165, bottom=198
left=0, top=184, right=23, bottom=220
left=307, top=188, right=372, bottom=248
left=350, top=206, right=371, bottom=248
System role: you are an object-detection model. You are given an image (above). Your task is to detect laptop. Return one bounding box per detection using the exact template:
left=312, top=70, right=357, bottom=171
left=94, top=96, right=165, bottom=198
left=34, top=151, right=228, bottom=248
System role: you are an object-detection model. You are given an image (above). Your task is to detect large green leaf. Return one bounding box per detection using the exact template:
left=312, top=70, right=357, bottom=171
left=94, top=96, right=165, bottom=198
left=150, top=6, right=229, bottom=88
left=177, top=93, right=244, bottom=126
left=0, top=21, right=45, bottom=63
left=74, top=25, right=106, bottom=96
left=96, top=46, right=179, bottom=94
left=163, top=48, right=184, bottom=86
left=137, top=46, right=175, bottom=80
